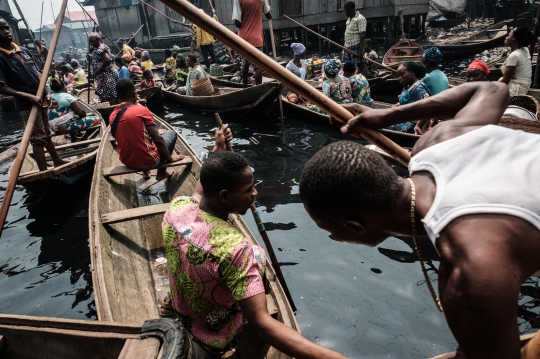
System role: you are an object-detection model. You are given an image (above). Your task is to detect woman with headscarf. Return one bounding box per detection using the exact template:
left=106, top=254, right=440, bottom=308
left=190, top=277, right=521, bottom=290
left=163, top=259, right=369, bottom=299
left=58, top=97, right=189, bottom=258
left=140, top=51, right=154, bottom=71
left=286, top=43, right=308, bottom=80
left=421, top=47, right=448, bottom=95
left=175, top=54, right=208, bottom=96
left=87, top=32, right=118, bottom=105
left=500, top=27, right=534, bottom=95
left=322, top=59, right=352, bottom=104
left=388, top=60, right=431, bottom=133
left=466, top=59, right=490, bottom=82
left=343, top=60, right=372, bottom=107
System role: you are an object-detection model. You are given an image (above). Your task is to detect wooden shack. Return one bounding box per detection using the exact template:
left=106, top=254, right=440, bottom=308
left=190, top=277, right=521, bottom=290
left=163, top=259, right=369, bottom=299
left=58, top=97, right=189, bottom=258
left=212, top=0, right=429, bottom=54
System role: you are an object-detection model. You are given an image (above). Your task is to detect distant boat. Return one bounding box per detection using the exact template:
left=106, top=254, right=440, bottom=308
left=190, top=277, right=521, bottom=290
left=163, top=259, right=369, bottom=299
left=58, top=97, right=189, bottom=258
left=434, top=20, right=509, bottom=60
left=383, top=38, right=424, bottom=68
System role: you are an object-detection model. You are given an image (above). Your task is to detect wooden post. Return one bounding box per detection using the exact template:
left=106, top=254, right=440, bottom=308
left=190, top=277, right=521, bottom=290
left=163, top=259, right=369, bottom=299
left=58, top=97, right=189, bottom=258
left=12, top=0, right=36, bottom=45
left=318, top=25, right=322, bottom=55
left=0, top=0, right=69, bottom=237
left=406, top=16, right=412, bottom=39
left=327, top=26, right=333, bottom=53
left=415, top=15, right=420, bottom=38
left=422, top=14, right=427, bottom=37
left=529, top=4, right=540, bottom=60
left=39, top=1, right=44, bottom=42
left=385, top=17, right=392, bottom=49
left=159, top=0, right=411, bottom=166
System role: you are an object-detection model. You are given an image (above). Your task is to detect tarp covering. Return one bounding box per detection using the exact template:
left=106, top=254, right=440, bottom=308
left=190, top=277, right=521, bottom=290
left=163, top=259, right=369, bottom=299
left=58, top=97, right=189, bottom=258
left=431, top=0, right=468, bottom=14
left=427, top=3, right=444, bottom=21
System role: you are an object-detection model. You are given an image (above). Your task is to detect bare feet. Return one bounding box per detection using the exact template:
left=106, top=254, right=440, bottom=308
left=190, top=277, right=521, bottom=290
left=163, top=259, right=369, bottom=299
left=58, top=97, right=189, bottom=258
left=156, top=169, right=174, bottom=181
left=53, top=160, right=70, bottom=168
left=142, top=170, right=151, bottom=180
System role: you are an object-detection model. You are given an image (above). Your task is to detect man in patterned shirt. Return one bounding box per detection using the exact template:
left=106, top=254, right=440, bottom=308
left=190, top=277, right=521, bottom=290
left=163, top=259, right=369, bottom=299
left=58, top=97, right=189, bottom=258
left=343, top=1, right=367, bottom=76
left=162, top=128, right=349, bottom=359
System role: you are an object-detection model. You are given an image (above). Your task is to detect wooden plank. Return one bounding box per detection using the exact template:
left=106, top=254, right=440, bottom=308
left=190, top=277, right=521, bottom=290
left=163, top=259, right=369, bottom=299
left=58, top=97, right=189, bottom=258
left=118, top=338, right=161, bottom=359
left=266, top=294, right=278, bottom=318
left=42, top=145, right=99, bottom=161
left=102, top=157, right=193, bottom=177
left=101, top=203, right=171, bottom=225
left=29, top=138, right=102, bottom=156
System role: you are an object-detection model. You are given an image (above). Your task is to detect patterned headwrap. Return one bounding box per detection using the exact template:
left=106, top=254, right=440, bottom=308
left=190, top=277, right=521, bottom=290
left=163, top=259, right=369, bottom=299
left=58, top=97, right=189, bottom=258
left=142, top=51, right=150, bottom=60
left=343, top=60, right=356, bottom=74
left=422, top=47, right=443, bottom=65
left=176, top=53, right=185, bottom=62
left=290, top=43, right=306, bottom=56
left=324, top=59, right=341, bottom=76
left=467, top=59, right=490, bottom=76
left=172, top=45, right=181, bottom=52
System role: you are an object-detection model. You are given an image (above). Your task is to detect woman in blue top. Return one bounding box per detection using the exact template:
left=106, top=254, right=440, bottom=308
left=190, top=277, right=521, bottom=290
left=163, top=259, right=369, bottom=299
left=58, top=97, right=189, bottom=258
left=48, top=79, right=101, bottom=143
left=421, top=47, right=448, bottom=96
left=387, top=60, right=431, bottom=133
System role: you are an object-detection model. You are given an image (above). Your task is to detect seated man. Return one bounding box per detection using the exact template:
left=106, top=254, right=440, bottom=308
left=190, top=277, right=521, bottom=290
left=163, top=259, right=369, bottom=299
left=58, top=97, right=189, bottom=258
left=162, top=141, right=348, bottom=358
left=300, top=82, right=540, bottom=359
left=110, top=79, right=183, bottom=180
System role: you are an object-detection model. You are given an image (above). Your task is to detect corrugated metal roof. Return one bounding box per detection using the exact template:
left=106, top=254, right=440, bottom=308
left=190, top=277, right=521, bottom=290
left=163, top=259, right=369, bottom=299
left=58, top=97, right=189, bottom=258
left=62, top=10, right=98, bottom=23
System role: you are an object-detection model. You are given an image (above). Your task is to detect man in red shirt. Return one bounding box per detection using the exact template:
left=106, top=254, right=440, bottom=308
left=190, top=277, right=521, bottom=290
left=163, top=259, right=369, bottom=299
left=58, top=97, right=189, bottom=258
left=110, top=79, right=183, bottom=180
left=232, top=0, right=271, bottom=88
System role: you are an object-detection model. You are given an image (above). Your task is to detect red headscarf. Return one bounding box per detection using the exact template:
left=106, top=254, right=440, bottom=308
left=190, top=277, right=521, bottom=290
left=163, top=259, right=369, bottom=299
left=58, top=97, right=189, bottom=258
left=467, top=60, right=490, bottom=76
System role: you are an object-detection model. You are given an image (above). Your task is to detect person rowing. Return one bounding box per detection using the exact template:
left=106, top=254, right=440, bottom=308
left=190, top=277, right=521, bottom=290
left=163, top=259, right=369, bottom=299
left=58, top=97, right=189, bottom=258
left=299, top=81, right=540, bottom=359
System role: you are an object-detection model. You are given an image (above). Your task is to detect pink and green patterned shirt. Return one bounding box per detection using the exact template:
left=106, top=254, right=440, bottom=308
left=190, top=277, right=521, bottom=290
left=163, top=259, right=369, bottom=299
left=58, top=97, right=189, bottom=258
left=162, top=196, right=266, bottom=349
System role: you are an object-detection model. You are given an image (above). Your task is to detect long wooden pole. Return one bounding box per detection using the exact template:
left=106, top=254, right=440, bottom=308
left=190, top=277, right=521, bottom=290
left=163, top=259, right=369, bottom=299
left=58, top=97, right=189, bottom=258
left=39, top=1, right=44, bottom=43
left=214, top=113, right=297, bottom=312
left=268, top=20, right=284, bottom=121
left=115, top=25, right=144, bottom=58
left=12, top=0, right=36, bottom=45
left=0, top=0, right=69, bottom=238
left=158, top=0, right=410, bottom=166
left=282, top=14, right=397, bottom=73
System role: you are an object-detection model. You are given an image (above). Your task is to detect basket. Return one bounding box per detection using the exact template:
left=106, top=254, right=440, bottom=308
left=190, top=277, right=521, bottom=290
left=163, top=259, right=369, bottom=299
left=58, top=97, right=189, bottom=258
left=500, top=116, right=540, bottom=134
left=210, top=64, right=223, bottom=77
left=509, top=95, right=540, bottom=119
left=191, top=77, right=215, bottom=96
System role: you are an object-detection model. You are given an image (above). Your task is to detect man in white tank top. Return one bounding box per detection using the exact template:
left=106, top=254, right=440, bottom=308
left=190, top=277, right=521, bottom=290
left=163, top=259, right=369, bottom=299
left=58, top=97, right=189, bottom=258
left=299, top=82, right=540, bottom=359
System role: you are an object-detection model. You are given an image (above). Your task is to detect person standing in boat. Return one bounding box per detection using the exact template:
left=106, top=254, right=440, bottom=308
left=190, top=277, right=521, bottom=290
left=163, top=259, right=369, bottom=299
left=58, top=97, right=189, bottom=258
left=343, top=60, right=373, bottom=107
left=232, top=0, right=272, bottom=88
left=117, top=38, right=135, bottom=62
left=196, top=8, right=218, bottom=70
left=0, top=19, right=67, bottom=171
left=300, top=81, right=540, bottom=359
left=421, top=47, right=448, bottom=96
left=87, top=33, right=119, bottom=105
left=500, top=27, right=534, bottom=96
left=343, top=1, right=367, bottom=76
left=161, top=144, right=350, bottom=359
left=390, top=60, right=430, bottom=133
left=111, top=79, right=183, bottom=181
left=34, top=39, right=48, bottom=65
left=175, top=54, right=208, bottom=96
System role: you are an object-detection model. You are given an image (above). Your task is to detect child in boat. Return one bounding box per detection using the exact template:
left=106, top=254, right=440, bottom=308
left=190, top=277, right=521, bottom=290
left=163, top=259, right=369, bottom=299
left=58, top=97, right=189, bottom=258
left=300, top=81, right=540, bottom=359
left=175, top=54, right=208, bottom=96
left=161, top=139, right=349, bottom=359
left=140, top=70, right=156, bottom=90
left=114, top=57, right=130, bottom=80
left=164, top=49, right=176, bottom=86
left=111, top=79, right=183, bottom=181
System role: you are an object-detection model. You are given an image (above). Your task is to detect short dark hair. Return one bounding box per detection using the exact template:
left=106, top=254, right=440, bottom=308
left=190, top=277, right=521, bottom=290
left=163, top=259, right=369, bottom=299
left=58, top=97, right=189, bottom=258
left=365, top=38, right=372, bottom=46
left=116, top=79, right=135, bottom=98
left=61, top=65, right=70, bottom=72
left=50, top=78, right=63, bottom=92
left=164, top=49, right=172, bottom=57
left=513, top=27, right=534, bottom=47
left=200, top=152, right=250, bottom=196
left=187, top=54, right=198, bottom=64
left=402, top=60, right=427, bottom=79
left=142, top=69, right=152, bottom=78
left=114, top=57, right=123, bottom=65
left=344, top=1, right=356, bottom=10
left=299, top=141, right=403, bottom=219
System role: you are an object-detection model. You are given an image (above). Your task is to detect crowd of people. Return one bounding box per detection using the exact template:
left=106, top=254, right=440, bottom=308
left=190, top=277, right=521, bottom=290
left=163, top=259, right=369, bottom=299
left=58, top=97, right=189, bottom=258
left=2, top=0, right=540, bottom=357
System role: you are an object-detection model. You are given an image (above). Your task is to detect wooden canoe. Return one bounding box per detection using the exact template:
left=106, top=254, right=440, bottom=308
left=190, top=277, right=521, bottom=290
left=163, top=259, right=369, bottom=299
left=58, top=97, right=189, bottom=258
left=435, top=20, right=509, bottom=60
left=0, top=313, right=190, bottom=359
left=280, top=95, right=422, bottom=147
left=89, top=113, right=300, bottom=358
left=429, top=332, right=537, bottom=358
left=448, top=77, right=540, bottom=106
left=9, top=102, right=106, bottom=193
left=383, top=38, right=424, bottom=68
left=162, top=82, right=283, bottom=116
left=210, top=74, right=277, bottom=89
